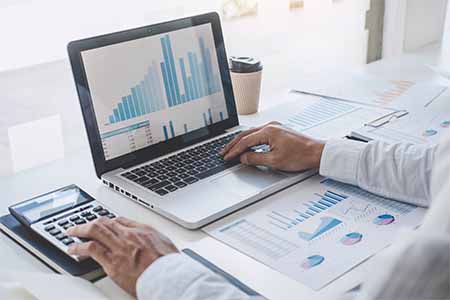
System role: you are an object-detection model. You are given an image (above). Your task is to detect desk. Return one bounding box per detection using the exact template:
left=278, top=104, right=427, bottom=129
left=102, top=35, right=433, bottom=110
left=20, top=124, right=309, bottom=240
left=0, top=42, right=449, bottom=300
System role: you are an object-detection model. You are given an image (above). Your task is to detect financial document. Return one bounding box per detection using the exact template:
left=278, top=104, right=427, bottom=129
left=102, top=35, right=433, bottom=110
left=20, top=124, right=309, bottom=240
left=204, top=176, right=426, bottom=290
left=351, top=95, right=450, bottom=144
left=292, top=73, right=447, bottom=109
left=248, top=94, right=392, bottom=140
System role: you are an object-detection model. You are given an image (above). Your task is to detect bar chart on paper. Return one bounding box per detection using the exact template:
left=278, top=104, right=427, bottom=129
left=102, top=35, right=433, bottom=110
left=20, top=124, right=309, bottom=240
left=205, top=176, right=426, bottom=290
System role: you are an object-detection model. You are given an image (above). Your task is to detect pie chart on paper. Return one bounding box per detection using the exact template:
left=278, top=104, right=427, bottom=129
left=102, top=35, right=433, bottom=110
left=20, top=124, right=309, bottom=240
left=340, top=232, right=363, bottom=246
left=301, top=255, right=325, bottom=270
left=373, top=214, right=395, bottom=225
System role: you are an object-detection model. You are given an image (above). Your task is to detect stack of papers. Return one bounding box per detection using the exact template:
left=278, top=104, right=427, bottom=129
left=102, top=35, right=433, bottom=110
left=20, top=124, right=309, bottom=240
left=204, top=176, right=426, bottom=290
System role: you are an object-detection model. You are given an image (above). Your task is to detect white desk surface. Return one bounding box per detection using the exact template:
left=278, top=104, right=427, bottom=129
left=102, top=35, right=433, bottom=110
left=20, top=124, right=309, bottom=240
left=0, top=42, right=449, bottom=300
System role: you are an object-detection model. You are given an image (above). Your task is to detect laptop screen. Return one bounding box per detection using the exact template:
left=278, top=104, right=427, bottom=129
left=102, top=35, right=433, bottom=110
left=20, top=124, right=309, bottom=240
left=80, top=23, right=228, bottom=161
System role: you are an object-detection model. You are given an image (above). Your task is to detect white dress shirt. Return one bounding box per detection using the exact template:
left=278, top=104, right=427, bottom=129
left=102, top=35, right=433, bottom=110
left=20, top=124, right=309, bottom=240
left=136, top=138, right=447, bottom=300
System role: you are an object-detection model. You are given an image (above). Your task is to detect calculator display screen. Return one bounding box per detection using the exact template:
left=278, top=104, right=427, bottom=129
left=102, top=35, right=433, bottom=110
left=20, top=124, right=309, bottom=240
left=10, top=186, right=91, bottom=224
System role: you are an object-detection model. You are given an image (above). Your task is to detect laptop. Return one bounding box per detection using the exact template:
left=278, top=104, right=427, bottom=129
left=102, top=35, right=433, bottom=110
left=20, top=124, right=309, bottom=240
left=68, top=12, right=312, bottom=229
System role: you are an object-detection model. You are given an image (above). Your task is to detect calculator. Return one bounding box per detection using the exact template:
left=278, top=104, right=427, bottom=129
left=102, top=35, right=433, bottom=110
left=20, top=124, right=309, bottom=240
left=9, top=184, right=118, bottom=262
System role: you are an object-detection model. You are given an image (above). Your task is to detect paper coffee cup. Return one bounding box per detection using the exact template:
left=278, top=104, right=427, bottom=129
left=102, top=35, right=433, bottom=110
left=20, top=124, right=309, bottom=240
left=230, top=70, right=262, bottom=115
left=229, top=57, right=263, bottom=115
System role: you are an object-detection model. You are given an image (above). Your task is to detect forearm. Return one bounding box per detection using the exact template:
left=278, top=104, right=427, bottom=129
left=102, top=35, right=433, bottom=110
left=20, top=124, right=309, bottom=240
left=137, top=253, right=260, bottom=300
left=319, top=139, right=436, bottom=207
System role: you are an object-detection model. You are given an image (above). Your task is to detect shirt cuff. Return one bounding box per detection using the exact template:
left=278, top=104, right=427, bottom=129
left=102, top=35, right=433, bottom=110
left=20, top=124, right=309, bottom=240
left=319, top=139, right=367, bottom=186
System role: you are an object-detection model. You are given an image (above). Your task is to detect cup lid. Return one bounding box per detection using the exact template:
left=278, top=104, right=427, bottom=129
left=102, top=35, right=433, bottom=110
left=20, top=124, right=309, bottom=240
left=229, top=56, right=263, bottom=73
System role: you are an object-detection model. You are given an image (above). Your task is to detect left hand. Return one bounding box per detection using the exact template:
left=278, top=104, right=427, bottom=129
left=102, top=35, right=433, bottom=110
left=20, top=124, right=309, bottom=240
left=66, top=217, right=178, bottom=297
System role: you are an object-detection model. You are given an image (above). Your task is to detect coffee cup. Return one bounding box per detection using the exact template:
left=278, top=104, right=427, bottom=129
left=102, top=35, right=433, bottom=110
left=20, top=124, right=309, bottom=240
left=229, top=57, right=263, bottom=115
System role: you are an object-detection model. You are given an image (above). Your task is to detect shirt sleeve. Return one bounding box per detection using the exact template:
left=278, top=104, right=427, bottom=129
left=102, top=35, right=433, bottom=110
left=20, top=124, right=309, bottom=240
left=136, top=253, right=262, bottom=300
left=319, top=139, right=436, bottom=207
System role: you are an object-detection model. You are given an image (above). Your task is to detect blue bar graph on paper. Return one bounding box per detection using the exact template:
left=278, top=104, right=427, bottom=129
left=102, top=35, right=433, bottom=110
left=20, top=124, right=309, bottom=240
left=105, top=34, right=222, bottom=125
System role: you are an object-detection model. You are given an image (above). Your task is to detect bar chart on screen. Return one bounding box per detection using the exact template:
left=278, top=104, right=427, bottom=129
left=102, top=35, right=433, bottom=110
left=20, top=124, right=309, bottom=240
left=106, top=34, right=223, bottom=125
left=81, top=23, right=229, bottom=160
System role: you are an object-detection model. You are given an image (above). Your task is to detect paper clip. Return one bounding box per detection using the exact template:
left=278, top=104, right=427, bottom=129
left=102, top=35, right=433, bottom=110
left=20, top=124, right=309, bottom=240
left=364, top=110, right=409, bottom=128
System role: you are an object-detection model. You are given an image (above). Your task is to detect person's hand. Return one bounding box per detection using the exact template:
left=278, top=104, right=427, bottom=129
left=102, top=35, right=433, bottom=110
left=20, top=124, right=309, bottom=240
left=221, top=122, right=325, bottom=172
left=66, top=217, right=178, bottom=297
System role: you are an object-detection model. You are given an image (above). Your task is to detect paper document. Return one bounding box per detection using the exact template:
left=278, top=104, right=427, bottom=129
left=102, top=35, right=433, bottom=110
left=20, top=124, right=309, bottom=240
left=351, top=95, right=450, bottom=144
left=293, top=74, right=447, bottom=109
left=204, top=176, right=426, bottom=290
left=248, top=94, right=392, bottom=140
left=0, top=271, right=110, bottom=300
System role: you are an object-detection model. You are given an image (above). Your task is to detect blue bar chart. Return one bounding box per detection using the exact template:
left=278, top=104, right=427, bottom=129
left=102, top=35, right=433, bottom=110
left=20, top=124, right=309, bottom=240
left=108, top=62, right=167, bottom=124
left=107, top=35, right=222, bottom=125
left=267, top=190, right=347, bottom=231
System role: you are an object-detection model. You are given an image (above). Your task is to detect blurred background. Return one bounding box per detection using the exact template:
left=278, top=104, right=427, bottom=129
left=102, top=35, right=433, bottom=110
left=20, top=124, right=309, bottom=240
left=0, top=0, right=449, bottom=176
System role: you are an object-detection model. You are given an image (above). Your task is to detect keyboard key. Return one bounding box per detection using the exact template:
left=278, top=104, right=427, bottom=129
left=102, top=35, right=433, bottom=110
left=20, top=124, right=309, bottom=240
left=168, top=176, right=180, bottom=183
left=86, top=215, right=97, bottom=221
left=155, top=189, right=168, bottom=196
left=107, top=213, right=116, bottom=219
left=97, top=210, right=109, bottom=216
left=49, top=228, right=61, bottom=236
left=196, top=166, right=207, bottom=172
left=178, top=173, right=189, bottom=179
left=184, top=177, right=199, bottom=184
left=144, top=178, right=159, bottom=186
left=55, top=233, right=67, bottom=240
left=157, top=175, right=168, bottom=180
left=74, top=219, right=87, bottom=225
left=69, top=215, right=80, bottom=222
left=165, top=185, right=178, bottom=192
left=62, top=237, right=74, bottom=246
left=166, top=166, right=176, bottom=171
left=196, top=165, right=227, bottom=179
left=188, top=170, right=199, bottom=175
left=167, top=171, right=178, bottom=177
left=134, top=176, right=150, bottom=183
left=174, top=181, right=188, bottom=188
left=148, top=180, right=170, bottom=191
left=45, top=224, right=55, bottom=231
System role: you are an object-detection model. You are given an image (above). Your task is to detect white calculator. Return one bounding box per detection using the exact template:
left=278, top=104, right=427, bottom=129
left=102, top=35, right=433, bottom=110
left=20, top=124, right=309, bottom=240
left=9, top=184, right=118, bottom=261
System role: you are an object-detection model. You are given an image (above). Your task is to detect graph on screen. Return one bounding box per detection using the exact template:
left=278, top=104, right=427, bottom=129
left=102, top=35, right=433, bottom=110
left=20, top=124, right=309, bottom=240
left=81, top=23, right=228, bottom=160
left=107, top=35, right=222, bottom=125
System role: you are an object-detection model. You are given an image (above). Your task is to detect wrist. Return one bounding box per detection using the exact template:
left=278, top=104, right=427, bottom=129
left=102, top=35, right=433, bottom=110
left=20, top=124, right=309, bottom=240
left=307, top=141, right=325, bottom=169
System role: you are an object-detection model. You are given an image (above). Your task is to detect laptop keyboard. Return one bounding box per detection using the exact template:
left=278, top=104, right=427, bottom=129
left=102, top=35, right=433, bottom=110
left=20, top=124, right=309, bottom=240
left=120, top=131, right=242, bottom=196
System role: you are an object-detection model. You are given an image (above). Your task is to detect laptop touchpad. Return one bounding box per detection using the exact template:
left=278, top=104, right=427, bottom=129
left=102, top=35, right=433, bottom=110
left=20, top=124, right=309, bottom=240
left=211, top=166, right=287, bottom=197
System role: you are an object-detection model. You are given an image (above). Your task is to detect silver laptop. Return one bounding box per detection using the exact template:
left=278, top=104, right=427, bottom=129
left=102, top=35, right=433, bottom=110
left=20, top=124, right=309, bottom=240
left=68, top=12, right=312, bottom=229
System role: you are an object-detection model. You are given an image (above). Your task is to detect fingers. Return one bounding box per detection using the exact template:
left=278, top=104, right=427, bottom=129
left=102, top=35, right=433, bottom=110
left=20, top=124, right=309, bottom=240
left=114, top=217, right=144, bottom=228
left=240, top=152, right=273, bottom=166
left=67, top=218, right=123, bottom=250
left=223, top=130, right=270, bottom=161
left=221, top=122, right=281, bottom=157
left=220, top=127, right=259, bottom=156
left=68, top=241, right=110, bottom=266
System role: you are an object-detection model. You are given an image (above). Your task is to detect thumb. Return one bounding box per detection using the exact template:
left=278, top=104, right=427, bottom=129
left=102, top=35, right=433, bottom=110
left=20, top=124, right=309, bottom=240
left=240, top=152, right=273, bottom=166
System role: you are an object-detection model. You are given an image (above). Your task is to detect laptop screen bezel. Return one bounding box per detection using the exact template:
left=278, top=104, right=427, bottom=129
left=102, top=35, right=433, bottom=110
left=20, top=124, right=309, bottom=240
left=68, top=12, right=239, bottom=178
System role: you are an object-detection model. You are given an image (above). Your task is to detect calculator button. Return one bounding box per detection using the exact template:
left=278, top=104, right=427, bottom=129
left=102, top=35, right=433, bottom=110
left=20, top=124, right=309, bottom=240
left=107, top=213, right=116, bottom=219
left=69, top=215, right=80, bottom=222
left=63, top=223, right=74, bottom=230
left=62, top=237, right=74, bottom=245
left=74, top=219, right=87, bottom=225
left=93, top=206, right=103, bottom=212
left=80, top=211, right=91, bottom=218
left=57, top=219, right=69, bottom=226
left=45, top=225, right=55, bottom=232
left=49, top=228, right=61, bottom=236
left=86, top=215, right=97, bottom=221
left=55, top=233, right=66, bottom=240
left=97, top=210, right=109, bottom=216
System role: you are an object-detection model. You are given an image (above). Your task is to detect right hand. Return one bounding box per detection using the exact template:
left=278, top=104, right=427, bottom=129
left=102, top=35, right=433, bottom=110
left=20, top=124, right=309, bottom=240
left=221, top=122, right=325, bottom=172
